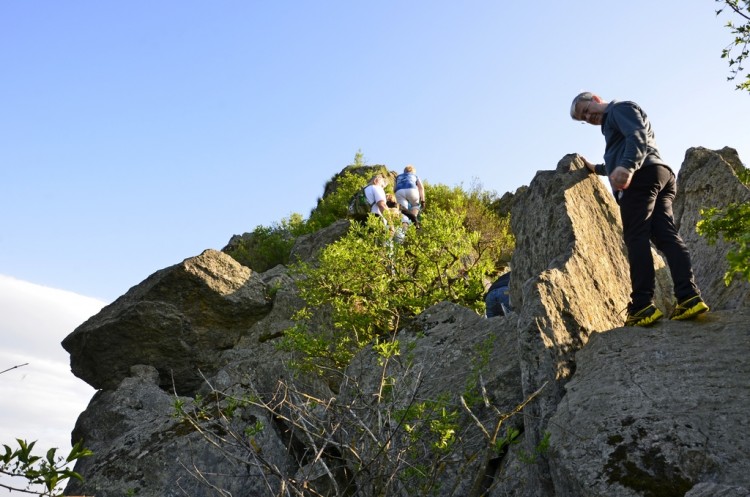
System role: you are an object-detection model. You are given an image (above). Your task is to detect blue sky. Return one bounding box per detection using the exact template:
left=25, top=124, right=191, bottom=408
left=1, top=1, right=748, bottom=302
left=0, top=2, right=748, bottom=488
left=0, top=0, right=750, bottom=301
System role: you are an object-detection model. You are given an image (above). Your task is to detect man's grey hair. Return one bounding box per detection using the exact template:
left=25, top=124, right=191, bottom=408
left=570, top=91, right=595, bottom=120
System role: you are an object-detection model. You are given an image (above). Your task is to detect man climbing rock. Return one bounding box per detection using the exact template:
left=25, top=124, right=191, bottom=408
left=570, top=91, right=709, bottom=326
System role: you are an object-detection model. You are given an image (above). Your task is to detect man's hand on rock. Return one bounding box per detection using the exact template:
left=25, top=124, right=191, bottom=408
left=581, top=157, right=597, bottom=173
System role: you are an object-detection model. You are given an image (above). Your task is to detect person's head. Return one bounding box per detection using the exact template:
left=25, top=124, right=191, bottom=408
left=404, top=165, right=415, bottom=174
left=570, top=92, right=607, bottom=125
left=370, top=174, right=386, bottom=187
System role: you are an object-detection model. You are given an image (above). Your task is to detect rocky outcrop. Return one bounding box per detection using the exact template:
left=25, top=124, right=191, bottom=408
left=548, top=308, right=750, bottom=497
left=342, top=302, right=524, bottom=497
left=62, top=249, right=271, bottom=395
left=673, top=147, right=750, bottom=311
left=507, top=154, right=674, bottom=495
left=64, top=364, right=294, bottom=497
left=62, top=148, right=750, bottom=497
left=289, top=218, right=351, bottom=265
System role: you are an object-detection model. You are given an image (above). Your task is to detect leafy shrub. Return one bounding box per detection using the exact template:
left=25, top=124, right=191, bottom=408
left=280, top=187, right=513, bottom=375
left=307, top=167, right=391, bottom=232
left=223, top=213, right=309, bottom=272
left=697, top=201, right=750, bottom=284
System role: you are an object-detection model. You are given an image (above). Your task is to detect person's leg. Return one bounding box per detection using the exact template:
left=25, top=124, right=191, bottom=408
left=648, top=166, right=700, bottom=301
left=404, top=188, right=421, bottom=218
left=395, top=190, right=409, bottom=211
left=619, top=166, right=661, bottom=311
left=395, top=190, right=412, bottom=224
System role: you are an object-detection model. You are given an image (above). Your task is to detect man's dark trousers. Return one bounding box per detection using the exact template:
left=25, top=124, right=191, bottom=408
left=618, top=164, right=700, bottom=310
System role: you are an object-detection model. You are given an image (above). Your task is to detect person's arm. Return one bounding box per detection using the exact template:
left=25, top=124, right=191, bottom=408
left=417, top=178, right=425, bottom=205
left=581, top=157, right=606, bottom=176
left=374, top=186, right=387, bottom=214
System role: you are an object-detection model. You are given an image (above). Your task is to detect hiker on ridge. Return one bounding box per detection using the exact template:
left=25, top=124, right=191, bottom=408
left=570, top=91, right=709, bottom=326
left=365, top=174, right=388, bottom=224
left=394, top=165, right=425, bottom=227
left=386, top=194, right=420, bottom=228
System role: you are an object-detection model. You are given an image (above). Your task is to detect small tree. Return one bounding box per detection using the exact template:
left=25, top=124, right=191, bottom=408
left=716, top=0, right=750, bottom=92
left=696, top=167, right=750, bottom=284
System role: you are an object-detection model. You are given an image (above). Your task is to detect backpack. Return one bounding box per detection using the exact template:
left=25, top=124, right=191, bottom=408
left=347, top=186, right=373, bottom=219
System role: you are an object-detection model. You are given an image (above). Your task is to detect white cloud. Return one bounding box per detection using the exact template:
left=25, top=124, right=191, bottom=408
left=0, top=275, right=106, bottom=492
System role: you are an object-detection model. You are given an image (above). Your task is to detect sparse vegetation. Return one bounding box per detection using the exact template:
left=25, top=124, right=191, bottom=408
left=1, top=365, right=92, bottom=496
left=697, top=200, right=750, bottom=284
left=174, top=338, right=543, bottom=497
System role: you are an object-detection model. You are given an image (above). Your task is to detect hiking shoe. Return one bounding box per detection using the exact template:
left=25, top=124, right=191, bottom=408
left=624, top=304, right=663, bottom=327
left=670, top=296, right=709, bottom=321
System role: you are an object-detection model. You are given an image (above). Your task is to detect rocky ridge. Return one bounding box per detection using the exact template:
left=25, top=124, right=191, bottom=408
left=62, top=147, right=750, bottom=497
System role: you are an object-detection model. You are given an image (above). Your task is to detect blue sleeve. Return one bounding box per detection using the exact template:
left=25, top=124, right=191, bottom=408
left=610, top=103, right=649, bottom=171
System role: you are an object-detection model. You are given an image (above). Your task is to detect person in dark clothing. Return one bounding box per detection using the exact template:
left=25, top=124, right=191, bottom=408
left=485, top=271, right=512, bottom=318
left=570, top=92, right=709, bottom=326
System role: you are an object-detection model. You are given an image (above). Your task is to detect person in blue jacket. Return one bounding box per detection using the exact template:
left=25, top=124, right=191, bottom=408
left=570, top=91, right=708, bottom=326
left=485, top=271, right=512, bottom=318
left=394, top=165, right=426, bottom=227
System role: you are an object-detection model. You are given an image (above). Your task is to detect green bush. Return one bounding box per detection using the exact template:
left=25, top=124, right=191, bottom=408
left=223, top=213, right=309, bottom=272
left=307, top=167, right=391, bottom=232
left=697, top=201, right=750, bottom=284
left=280, top=186, right=513, bottom=375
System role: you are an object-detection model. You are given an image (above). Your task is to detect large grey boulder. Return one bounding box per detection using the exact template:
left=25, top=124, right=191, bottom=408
left=64, top=365, right=295, bottom=497
left=62, top=148, right=749, bottom=497
left=503, top=149, right=749, bottom=497
left=673, top=146, right=750, bottom=311
left=62, top=249, right=271, bottom=395
left=685, top=483, right=750, bottom=497
left=547, top=308, right=750, bottom=496
left=508, top=155, right=672, bottom=496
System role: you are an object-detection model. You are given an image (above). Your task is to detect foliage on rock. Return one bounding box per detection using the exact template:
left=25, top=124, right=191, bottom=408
left=280, top=196, right=512, bottom=375
left=698, top=200, right=750, bottom=284
left=696, top=161, right=750, bottom=284
left=222, top=213, right=309, bottom=272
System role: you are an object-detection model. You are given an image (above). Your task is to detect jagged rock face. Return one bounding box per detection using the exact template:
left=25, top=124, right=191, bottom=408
left=507, top=154, right=673, bottom=496
left=673, top=147, right=750, bottom=311
left=547, top=308, right=750, bottom=497
left=504, top=151, right=748, bottom=497
left=62, top=148, right=750, bottom=497
left=62, top=249, right=271, bottom=395
left=64, top=365, right=295, bottom=497
left=341, top=302, right=524, bottom=497
left=289, top=218, right=351, bottom=265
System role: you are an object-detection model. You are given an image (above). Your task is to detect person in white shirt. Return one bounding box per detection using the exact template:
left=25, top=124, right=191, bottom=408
left=365, top=174, right=388, bottom=223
